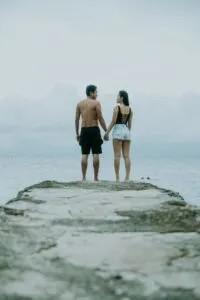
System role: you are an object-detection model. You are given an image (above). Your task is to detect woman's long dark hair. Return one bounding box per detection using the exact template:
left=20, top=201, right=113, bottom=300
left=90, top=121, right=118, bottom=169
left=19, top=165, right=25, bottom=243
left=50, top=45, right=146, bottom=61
left=119, top=90, right=129, bottom=106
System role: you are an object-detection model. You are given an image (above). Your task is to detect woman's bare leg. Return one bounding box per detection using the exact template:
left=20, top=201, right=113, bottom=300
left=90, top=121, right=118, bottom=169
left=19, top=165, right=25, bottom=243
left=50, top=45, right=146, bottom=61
left=113, top=139, right=122, bottom=182
left=122, top=141, right=131, bottom=181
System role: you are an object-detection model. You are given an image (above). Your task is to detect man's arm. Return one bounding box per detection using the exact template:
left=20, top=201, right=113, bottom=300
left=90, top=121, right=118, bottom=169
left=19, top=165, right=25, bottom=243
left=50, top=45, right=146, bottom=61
left=75, top=104, right=80, bottom=140
left=96, top=101, right=107, bottom=132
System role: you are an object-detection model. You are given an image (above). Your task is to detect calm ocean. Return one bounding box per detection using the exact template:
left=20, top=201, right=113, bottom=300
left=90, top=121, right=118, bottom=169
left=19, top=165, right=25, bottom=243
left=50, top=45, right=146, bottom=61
left=0, top=154, right=199, bottom=206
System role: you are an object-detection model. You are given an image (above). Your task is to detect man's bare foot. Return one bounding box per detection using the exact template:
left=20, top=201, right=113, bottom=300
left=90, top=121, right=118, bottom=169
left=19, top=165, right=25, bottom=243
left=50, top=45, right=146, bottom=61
left=94, top=178, right=99, bottom=182
left=82, top=177, right=86, bottom=181
left=116, top=177, right=120, bottom=182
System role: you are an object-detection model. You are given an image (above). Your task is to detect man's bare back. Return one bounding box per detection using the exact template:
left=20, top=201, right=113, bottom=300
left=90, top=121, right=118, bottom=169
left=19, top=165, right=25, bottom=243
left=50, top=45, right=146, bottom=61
left=75, top=99, right=107, bottom=134
left=77, top=98, right=105, bottom=128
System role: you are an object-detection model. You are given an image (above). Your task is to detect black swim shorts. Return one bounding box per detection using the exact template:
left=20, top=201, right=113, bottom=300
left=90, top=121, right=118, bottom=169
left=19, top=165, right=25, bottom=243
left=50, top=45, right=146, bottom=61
left=79, top=126, right=103, bottom=155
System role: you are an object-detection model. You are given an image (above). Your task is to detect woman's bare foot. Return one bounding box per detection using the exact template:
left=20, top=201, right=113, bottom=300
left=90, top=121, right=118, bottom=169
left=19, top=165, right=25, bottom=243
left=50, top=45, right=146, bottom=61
left=125, top=176, right=130, bottom=181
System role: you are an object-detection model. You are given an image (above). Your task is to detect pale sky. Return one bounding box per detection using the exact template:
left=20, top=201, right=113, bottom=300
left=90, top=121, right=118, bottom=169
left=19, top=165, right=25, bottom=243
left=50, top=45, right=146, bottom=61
left=0, top=0, right=200, bottom=99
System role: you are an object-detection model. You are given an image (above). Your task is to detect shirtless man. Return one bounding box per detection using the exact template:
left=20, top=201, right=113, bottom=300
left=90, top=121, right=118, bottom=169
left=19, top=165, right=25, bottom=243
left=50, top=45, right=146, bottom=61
left=75, top=85, right=107, bottom=181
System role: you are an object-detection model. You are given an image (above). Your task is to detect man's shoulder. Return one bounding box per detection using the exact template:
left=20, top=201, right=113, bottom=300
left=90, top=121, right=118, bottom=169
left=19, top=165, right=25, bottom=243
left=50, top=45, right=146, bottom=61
left=77, top=99, right=86, bottom=106
left=77, top=99, right=100, bottom=108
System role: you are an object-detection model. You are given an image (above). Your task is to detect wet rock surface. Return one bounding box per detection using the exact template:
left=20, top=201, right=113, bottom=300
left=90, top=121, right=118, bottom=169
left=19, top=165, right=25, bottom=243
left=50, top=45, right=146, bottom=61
left=0, top=180, right=200, bottom=299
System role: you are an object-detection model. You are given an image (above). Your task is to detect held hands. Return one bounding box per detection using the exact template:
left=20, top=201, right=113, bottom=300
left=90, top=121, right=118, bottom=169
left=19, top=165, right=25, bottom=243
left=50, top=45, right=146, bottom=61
left=76, top=135, right=80, bottom=142
left=104, top=132, right=109, bottom=141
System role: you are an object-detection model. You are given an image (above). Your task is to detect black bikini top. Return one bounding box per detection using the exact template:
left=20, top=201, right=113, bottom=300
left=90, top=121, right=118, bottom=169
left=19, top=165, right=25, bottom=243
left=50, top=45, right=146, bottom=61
left=115, top=106, right=131, bottom=125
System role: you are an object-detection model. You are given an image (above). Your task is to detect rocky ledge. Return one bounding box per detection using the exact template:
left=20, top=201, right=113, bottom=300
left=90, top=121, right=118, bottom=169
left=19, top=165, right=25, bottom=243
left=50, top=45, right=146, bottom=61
left=0, top=180, right=200, bottom=300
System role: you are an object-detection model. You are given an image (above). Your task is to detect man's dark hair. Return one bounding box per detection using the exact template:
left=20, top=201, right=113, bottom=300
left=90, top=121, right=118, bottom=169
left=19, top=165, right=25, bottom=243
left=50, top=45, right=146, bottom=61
left=86, top=85, right=97, bottom=97
left=119, top=90, right=129, bottom=106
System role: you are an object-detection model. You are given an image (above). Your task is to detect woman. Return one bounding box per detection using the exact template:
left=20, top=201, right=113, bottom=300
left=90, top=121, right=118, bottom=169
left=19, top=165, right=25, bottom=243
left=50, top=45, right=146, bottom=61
left=104, top=90, right=133, bottom=182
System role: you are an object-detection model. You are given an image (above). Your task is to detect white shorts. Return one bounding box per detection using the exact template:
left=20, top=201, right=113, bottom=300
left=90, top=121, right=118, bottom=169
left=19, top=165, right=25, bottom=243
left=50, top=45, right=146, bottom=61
left=112, top=124, right=131, bottom=140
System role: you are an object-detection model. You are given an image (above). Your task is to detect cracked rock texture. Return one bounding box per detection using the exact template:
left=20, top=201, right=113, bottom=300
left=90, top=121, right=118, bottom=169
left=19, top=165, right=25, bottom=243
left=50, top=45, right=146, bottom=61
left=0, top=180, right=200, bottom=300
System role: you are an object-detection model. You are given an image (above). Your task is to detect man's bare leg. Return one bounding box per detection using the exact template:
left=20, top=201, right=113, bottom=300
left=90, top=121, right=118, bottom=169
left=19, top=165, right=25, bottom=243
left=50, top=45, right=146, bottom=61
left=81, top=155, right=88, bottom=181
left=93, top=154, right=99, bottom=181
